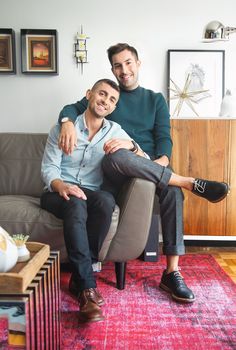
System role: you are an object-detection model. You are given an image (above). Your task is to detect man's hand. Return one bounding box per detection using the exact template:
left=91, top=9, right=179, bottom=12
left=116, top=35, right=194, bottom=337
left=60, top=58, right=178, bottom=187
left=51, top=180, right=87, bottom=201
left=58, top=121, right=77, bottom=155
left=154, top=155, right=169, bottom=167
left=103, top=139, right=133, bottom=154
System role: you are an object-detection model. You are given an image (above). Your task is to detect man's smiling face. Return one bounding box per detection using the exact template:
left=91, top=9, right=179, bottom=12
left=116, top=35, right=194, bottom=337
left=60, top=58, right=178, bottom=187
left=86, top=82, right=119, bottom=119
left=111, top=49, right=141, bottom=91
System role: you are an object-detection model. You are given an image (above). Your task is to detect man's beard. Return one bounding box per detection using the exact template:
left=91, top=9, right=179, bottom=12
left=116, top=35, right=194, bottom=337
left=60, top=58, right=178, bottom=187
left=89, top=105, right=105, bottom=119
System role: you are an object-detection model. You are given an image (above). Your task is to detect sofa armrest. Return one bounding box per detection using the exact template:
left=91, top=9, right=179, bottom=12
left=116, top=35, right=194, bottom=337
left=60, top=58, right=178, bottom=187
left=103, top=178, right=156, bottom=262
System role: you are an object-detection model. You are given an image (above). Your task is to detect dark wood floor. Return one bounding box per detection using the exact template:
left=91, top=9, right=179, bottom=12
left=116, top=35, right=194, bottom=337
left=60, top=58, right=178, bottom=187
left=186, top=246, right=236, bottom=283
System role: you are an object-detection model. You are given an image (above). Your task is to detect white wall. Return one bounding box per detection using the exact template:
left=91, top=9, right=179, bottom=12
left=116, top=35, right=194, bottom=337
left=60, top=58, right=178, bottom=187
left=1, top=0, right=236, bottom=132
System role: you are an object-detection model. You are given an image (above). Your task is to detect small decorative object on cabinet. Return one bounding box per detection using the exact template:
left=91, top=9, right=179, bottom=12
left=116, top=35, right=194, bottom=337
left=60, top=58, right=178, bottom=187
left=219, top=89, right=236, bottom=118
left=12, top=234, right=30, bottom=262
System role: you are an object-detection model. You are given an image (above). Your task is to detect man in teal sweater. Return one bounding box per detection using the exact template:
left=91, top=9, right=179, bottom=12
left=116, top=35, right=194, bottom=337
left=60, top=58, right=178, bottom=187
left=59, top=77, right=172, bottom=162
left=58, top=43, right=229, bottom=303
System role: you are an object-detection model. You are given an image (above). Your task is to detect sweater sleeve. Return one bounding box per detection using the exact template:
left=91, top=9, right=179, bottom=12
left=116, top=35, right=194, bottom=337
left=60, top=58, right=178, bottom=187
left=58, top=96, right=88, bottom=123
left=153, top=93, right=173, bottom=160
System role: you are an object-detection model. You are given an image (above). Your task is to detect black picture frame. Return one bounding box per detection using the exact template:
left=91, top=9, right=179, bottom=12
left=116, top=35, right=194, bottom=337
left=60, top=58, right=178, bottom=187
left=167, top=49, right=225, bottom=118
left=21, top=29, right=58, bottom=74
left=0, top=28, right=16, bottom=74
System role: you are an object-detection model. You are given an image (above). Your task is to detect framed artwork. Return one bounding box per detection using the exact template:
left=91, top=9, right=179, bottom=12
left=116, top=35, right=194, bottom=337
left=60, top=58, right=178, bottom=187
left=0, top=28, right=16, bottom=74
left=167, top=50, right=225, bottom=118
left=21, top=29, right=58, bottom=74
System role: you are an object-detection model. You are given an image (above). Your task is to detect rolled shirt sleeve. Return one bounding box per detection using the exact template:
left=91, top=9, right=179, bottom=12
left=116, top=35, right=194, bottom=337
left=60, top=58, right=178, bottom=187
left=41, top=124, right=63, bottom=191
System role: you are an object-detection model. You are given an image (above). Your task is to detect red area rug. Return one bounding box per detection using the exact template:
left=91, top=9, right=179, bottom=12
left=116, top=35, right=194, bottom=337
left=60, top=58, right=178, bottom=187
left=60, top=255, right=236, bottom=350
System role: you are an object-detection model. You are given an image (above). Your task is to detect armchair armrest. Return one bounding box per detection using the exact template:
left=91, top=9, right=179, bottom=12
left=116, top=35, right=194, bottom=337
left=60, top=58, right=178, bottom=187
left=101, top=178, right=156, bottom=262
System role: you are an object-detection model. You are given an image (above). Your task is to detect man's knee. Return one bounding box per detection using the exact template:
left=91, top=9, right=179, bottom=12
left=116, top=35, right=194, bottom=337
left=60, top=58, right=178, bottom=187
left=102, top=149, right=130, bottom=170
left=64, top=195, right=86, bottom=213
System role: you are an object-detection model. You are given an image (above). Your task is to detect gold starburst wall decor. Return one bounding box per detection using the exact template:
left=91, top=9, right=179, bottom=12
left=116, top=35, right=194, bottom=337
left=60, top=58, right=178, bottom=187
left=169, top=74, right=210, bottom=117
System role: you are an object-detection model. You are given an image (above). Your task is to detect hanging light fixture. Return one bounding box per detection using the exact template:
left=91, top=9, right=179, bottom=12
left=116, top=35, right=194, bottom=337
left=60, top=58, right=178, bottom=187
left=74, top=25, right=89, bottom=73
left=202, top=20, right=236, bottom=42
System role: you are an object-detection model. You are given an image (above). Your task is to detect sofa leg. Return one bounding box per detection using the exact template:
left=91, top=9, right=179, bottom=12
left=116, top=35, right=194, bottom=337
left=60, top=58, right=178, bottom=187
left=115, top=262, right=127, bottom=290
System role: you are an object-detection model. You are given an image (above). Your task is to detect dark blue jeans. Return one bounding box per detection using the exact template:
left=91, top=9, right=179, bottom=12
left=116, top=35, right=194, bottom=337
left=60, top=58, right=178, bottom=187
left=41, top=188, right=115, bottom=292
left=102, top=149, right=185, bottom=256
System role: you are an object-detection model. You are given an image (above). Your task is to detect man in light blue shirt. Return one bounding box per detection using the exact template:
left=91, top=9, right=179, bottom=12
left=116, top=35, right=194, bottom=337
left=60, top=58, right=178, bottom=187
left=41, top=98, right=132, bottom=192
left=41, top=78, right=148, bottom=324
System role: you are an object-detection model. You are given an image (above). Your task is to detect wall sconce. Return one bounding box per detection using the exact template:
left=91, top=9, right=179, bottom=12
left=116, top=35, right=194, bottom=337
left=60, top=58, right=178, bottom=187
left=74, top=26, right=89, bottom=73
left=202, top=20, right=236, bottom=42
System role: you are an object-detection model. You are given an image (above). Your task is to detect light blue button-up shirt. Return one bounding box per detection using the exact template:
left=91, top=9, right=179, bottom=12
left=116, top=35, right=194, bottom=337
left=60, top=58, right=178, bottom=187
left=41, top=114, right=131, bottom=191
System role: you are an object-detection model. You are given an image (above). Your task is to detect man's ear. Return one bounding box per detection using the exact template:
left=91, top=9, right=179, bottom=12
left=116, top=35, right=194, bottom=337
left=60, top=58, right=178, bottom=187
left=85, top=89, right=91, bottom=100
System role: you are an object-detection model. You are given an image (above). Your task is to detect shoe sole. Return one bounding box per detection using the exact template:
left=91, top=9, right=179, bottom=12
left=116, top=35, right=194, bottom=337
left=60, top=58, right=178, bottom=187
left=78, top=313, right=105, bottom=323
left=159, top=283, right=196, bottom=303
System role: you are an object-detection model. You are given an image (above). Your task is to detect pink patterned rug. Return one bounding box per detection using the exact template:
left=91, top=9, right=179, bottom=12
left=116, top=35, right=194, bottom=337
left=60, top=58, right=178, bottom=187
left=60, top=255, right=236, bottom=350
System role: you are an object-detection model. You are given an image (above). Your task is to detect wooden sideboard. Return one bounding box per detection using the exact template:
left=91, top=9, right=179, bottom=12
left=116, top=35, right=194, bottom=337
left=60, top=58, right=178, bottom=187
left=170, top=119, right=236, bottom=236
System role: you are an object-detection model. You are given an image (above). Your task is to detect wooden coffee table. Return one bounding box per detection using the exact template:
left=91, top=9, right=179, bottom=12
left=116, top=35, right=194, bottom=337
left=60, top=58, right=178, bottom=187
left=0, top=243, right=61, bottom=349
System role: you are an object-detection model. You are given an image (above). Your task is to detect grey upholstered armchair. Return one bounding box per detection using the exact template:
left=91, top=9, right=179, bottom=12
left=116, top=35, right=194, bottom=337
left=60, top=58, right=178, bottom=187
left=0, top=133, right=156, bottom=289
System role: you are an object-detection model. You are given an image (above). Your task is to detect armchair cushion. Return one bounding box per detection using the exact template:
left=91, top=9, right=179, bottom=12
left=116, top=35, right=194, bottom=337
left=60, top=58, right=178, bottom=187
left=103, top=178, right=156, bottom=262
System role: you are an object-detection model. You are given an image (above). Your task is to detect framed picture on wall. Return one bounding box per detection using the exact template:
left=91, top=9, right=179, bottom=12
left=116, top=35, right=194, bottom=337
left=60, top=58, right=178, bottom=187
left=167, top=50, right=225, bottom=118
left=0, top=28, right=16, bottom=74
left=21, top=29, right=58, bottom=74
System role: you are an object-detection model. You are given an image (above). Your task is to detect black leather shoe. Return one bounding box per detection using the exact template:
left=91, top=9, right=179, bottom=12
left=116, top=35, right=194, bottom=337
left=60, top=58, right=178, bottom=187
left=192, top=178, right=229, bottom=203
left=160, top=270, right=195, bottom=303
left=69, top=275, right=104, bottom=306
left=78, top=288, right=104, bottom=323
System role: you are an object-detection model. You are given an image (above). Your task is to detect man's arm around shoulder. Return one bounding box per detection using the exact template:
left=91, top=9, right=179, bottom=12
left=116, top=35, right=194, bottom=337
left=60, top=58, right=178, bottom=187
left=58, top=97, right=88, bottom=155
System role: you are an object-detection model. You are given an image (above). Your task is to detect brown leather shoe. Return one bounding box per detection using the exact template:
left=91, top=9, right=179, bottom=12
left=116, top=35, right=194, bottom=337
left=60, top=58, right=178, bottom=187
left=78, top=288, right=105, bottom=323
left=69, top=275, right=104, bottom=306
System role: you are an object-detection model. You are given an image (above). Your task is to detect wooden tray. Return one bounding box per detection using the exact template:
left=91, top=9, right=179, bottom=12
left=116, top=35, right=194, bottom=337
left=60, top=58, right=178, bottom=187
left=0, top=242, right=50, bottom=294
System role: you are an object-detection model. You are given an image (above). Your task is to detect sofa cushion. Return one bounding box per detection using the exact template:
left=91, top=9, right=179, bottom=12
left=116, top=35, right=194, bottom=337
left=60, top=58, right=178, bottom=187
left=0, top=194, right=68, bottom=260
left=0, top=195, right=120, bottom=262
left=0, top=133, right=48, bottom=196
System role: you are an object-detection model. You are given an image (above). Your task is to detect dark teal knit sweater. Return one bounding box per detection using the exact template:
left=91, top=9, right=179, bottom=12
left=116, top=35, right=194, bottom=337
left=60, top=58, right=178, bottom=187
left=59, top=86, right=173, bottom=159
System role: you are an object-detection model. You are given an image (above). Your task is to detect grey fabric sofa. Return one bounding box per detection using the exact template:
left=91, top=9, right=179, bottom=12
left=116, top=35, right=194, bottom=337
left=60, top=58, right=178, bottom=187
left=0, top=133, right=156, bottom=289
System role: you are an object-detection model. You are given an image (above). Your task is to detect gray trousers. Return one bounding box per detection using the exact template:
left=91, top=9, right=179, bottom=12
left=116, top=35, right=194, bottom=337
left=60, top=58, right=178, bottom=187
left=102, top=149, right=185, bottom=256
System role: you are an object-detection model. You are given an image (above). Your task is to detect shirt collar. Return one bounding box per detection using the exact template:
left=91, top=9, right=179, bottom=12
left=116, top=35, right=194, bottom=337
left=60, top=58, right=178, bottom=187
left=76, top=113, right=109, bottom=131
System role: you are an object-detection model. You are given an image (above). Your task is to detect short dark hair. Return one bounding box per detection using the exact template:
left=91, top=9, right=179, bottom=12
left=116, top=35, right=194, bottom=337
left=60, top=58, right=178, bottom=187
left=107, top=43, right=139, bottom=65
left=91, top=78, right=120, bottom=94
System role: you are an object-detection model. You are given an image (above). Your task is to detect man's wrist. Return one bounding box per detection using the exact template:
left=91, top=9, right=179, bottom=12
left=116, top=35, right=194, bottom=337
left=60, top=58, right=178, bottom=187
left=51, top=179, right=63, bottom=192
left=61, top=117, right=74, bottom=124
